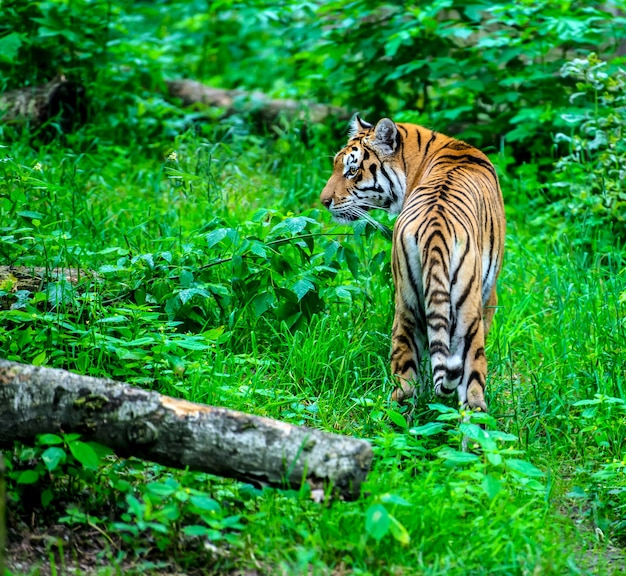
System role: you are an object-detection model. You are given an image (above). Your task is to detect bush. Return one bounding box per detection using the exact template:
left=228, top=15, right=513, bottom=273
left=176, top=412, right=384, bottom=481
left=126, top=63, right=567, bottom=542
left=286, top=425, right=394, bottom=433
left=306, top=1, right=626, bottom=161
left=550, top=53, right=626, bottom=240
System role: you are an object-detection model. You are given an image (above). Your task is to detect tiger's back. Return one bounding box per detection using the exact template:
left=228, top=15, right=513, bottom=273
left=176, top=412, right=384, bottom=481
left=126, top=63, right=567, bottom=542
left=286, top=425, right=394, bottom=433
left=321, top=117, right=505, bottom=411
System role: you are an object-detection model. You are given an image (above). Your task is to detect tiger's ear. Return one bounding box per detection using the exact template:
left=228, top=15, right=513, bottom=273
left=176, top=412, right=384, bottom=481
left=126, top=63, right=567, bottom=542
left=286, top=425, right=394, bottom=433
left=349, top=114, right=373, bottom=137
left=372, top=118, right=399, bottom=155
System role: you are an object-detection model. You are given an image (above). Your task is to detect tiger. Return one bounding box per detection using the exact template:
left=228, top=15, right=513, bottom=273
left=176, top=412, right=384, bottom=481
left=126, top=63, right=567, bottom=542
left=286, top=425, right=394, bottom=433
left=320, top=116, right=505, bottom=412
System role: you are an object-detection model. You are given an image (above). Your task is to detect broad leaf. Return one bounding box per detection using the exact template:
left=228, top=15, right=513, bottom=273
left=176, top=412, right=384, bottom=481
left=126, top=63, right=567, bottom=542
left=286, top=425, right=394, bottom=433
left=42, top=447, right=66, bottom=472
left=365, top=504, right=390, bottom=541
left=69, top=441, right=100, bottom=469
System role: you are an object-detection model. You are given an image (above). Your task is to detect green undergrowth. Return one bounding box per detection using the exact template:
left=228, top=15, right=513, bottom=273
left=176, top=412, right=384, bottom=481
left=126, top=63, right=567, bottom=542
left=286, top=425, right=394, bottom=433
left=1, top=121, right=625, bottom=575
left=2, top=1, right=625, bottom=573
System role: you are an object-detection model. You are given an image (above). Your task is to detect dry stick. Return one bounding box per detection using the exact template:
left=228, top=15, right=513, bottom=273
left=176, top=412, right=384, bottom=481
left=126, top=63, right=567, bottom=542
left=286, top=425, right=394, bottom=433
left=0, top=360, right=372, bottom=500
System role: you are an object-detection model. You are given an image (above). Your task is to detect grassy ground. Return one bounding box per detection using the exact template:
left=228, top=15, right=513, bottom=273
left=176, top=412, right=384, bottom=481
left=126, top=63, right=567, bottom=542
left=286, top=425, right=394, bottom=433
left=1, top=122, right=625, bottom=575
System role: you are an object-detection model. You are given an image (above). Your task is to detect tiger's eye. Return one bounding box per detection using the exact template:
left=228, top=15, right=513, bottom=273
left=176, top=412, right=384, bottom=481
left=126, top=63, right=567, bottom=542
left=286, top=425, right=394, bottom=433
left=349, top=166, right=358, bottom=176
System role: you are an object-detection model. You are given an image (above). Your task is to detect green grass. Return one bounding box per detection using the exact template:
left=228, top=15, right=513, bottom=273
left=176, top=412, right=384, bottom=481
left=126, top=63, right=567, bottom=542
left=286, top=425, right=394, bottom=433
left=1, top=124, right=625, bottom=575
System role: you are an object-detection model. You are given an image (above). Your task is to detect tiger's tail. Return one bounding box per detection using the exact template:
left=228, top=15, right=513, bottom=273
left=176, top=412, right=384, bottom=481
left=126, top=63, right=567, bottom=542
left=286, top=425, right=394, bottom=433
left=420, top=233, right=454, bottom=399
left=423, top=234, right=488, bottom=412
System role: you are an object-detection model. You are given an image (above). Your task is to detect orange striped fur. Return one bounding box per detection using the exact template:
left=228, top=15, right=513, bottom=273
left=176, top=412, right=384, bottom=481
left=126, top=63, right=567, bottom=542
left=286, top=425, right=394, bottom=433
left=321, top=117, right=505, bottom=411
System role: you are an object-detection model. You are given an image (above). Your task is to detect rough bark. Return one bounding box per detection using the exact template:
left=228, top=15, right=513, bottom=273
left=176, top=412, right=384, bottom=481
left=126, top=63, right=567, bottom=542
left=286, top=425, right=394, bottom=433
left=166, top=79, right=351, bottom=124
left=0, top=360, right=372, bottom=500
left=0, top=75, right=86, bottom=131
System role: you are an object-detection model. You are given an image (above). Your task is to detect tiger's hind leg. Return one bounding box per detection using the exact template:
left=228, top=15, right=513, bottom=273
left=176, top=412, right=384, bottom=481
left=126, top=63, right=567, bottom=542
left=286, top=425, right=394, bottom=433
left=455, top=305, right=488, bottom=413
left=461, top=283, right=498, bottom=413
left=390, top=306, right=427, bottom=404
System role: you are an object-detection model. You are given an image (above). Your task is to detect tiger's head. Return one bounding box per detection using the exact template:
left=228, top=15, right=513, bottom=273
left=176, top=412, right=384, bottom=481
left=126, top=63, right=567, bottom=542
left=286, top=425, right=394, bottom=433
left=320, top=116, right=407, bottom=224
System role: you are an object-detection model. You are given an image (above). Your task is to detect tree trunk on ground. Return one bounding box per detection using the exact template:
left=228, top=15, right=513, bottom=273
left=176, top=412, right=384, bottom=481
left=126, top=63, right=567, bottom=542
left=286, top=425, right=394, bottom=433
left=166, top=80, right=351, bottom=125
left=1, top=77, right=349, bottom=131
left=0, top=360, right=372, bottom=500
left=0, top=76, right=86, bottom=131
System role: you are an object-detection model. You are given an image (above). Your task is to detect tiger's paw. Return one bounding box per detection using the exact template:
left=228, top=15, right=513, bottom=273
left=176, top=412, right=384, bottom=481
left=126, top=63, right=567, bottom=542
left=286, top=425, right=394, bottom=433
left=466, top=381, right=488, bottom=413
left=391, top=382, right=415, bottom=404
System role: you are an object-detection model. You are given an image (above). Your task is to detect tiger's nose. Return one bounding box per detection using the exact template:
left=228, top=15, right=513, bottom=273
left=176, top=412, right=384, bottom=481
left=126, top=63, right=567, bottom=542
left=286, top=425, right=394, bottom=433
left=322, top=197, right=332, bottom=208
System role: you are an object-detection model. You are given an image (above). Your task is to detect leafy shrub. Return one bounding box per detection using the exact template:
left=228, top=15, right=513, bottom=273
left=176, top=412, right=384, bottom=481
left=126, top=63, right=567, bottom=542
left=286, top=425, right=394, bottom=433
left=307, top=1, right=626, bottom=161
left=5, top=433, right=108, bottom=510
left=0, top=0, right=111, bottom=87
left=6, top=433, right=246, bottom=555
left=550, top=53, right=626, bottom=239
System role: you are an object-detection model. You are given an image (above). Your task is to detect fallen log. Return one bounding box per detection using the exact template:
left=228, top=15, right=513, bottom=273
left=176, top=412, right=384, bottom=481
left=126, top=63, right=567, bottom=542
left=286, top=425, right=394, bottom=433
left=1, top=76, right=347, bottom=131
left=166, top=79, right=351, bottom=124
left=0, top=75, right=86, bottom=131
left=0, top=360, right=372, bottom=500
left=0, top=266, right=92, bottom=292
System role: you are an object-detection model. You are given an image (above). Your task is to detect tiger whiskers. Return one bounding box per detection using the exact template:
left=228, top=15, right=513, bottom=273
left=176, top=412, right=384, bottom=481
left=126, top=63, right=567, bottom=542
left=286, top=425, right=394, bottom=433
left=347, top=206, right=393, bottom=240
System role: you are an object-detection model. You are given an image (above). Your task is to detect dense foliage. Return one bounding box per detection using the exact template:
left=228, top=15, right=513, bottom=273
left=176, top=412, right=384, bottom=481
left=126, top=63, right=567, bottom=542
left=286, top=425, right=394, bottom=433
left=1, top=0, right=625, bottom=574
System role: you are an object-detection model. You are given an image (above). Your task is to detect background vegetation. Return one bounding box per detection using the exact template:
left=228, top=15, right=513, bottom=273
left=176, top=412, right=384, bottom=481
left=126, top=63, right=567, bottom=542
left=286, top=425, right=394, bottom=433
left=0, top=0, right=625, bottom=574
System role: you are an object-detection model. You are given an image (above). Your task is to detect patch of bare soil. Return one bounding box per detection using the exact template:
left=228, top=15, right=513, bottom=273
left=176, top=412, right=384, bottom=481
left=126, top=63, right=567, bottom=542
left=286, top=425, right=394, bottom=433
left=6, top=522, right=261, bottom=576
left=559, top=501, right=626, bottom=575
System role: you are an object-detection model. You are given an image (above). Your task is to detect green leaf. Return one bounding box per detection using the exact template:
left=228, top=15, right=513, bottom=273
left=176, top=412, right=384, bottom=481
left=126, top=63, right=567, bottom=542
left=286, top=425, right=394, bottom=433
left=203, top=326, right=225, bottom=340
left=343, top=245, right=359, bottom=278
left=572, top=398, right=600, bottom=406
left=18, top=210, right=45, bottom=220
left=17, top=470, right=41, bottom=484
left=487, top=452, right=503, bottom=466
left=428, top=403, right=459, bottom=414
left=174, top=335, right=211, bottom=350
left=205, top=228, right=231, bottom=249
left=389, top=515, right=411, bottom=545
left=146, top=482, right=177, bottom=497
left=183, top=525, right=210, bottom=536
left=31, top=351, right=47, bottom=366
left=206, top=283, right=230, bottom=297
left=248, top=241, right=268, bottom=258
left=269, top=216, right=313, bottom=238
left=69, top=441, right=100, bottom=469
left=437, top=447, right=480, bottom=464
left=466, top=411, right=497, bottom=427
left=482, top=474, right=503, bottom=499
left=190, top=495, right=221, bottom=512
left=409, top=422, right=446, bottom=436
left=41, top=488, right=54, bottom=508
left=0, top=32, right=24, bottom=64
left=63, top=433, right=82, bottom=443
left=505, top=459, right=545, bottom=478
left=178, top=288, right=211, bottom=305
left=291, top=278, right=315, bottom=301
left=323, top=240, right=339, bottom=264
left=37, top=433, right=63, bottom=446
left=252, top=291, right=275, bottom=316
left=386, top=409, right=408, bottom=430
left=365, top=503, right=390, bottom=541
left=380, top=493, right=411, bottom=507
left=42, top=447, right=66, bottom=472
left=488, top=430, right=518, bottom=443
